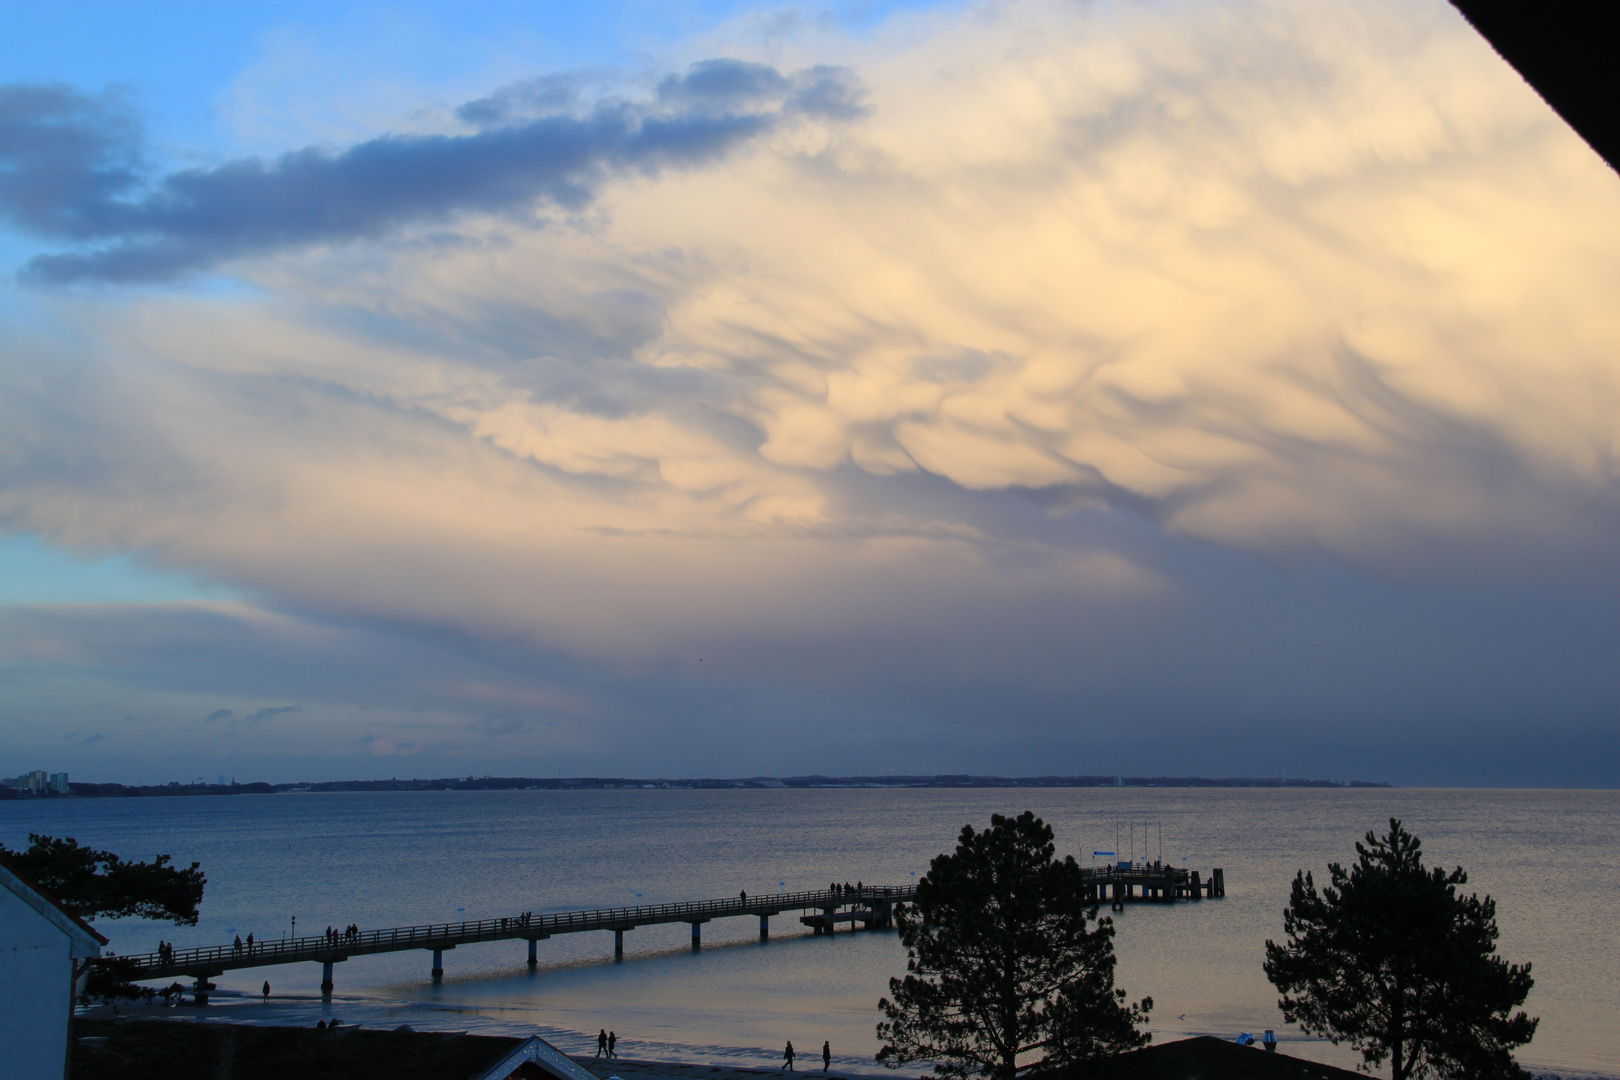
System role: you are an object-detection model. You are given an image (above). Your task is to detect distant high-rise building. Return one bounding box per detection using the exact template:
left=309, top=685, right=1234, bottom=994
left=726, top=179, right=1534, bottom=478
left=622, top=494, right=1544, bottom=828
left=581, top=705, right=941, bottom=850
left=3, top=770, right=69, bottom=793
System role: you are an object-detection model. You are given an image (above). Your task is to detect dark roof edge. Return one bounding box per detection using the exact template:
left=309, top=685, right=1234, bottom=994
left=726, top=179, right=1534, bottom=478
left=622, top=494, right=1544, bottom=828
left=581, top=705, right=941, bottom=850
left=0, top=851, right=110, bottom=949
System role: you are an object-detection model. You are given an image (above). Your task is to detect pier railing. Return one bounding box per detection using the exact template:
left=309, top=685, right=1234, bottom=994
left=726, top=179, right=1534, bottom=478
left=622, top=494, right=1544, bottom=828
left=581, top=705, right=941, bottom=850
left=105, top=865, right=1221, bottom=991
left=114, top=885, right=913, bottom=981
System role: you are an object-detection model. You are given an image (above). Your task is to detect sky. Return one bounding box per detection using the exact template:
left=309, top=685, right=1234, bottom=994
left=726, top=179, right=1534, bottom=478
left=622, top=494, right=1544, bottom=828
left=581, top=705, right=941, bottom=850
left=1, top=0, right=1616, bottom=787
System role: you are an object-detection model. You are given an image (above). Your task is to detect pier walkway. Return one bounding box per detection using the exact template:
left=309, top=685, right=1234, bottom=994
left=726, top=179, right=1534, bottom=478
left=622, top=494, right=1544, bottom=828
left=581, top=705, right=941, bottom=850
left=115, top=863, right=1223, bottom=1003
left=118, top=885, right=913, bottom=1002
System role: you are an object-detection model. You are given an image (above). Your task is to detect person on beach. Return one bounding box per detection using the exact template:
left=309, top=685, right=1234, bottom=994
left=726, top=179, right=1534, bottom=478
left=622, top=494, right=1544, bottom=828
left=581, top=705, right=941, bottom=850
left=608, top=1031, right=618, bottom=1058
left=598, top=1030, right=608, bottom=1057
left=782, top=1041, right=795, bottom=1071
left=262, top=981, right=270, bottom=1002
left=822, top=1041, right=831, bottom=1072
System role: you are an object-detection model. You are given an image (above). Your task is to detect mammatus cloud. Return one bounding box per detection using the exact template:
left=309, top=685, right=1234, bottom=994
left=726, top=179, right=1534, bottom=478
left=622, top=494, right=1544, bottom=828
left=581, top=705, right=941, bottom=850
left=0, top=62, right=861, bottom=283
left=1, top=0, right=1618, bottom=781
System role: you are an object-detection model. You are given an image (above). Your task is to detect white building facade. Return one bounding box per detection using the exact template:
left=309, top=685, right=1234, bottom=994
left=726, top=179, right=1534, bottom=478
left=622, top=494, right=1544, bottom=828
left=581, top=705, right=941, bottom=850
left=0, top=857, right=105, bottom=1080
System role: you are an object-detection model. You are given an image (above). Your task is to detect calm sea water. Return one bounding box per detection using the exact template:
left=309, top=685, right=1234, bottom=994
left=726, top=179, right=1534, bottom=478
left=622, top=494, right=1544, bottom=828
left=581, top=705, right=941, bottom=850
left=3, top=788, right=1615, bottom=1078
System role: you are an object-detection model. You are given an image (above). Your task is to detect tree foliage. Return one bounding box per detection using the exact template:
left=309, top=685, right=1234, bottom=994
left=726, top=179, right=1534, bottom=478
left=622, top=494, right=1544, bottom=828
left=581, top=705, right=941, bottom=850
left=1263, top=818, right=1536, bottom=1080
left=0, top=833, right=206, bottom=925
left=78, top=956, right=159, bottom=1006
left=877, top=811, right=1152, bottom=1080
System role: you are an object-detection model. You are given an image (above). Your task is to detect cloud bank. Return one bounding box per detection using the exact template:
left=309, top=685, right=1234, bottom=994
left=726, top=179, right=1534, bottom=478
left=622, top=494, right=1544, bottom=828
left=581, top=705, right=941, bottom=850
left=0, top=61, right=860, bottom=282
left=2, top=0, right=1618, bottom=783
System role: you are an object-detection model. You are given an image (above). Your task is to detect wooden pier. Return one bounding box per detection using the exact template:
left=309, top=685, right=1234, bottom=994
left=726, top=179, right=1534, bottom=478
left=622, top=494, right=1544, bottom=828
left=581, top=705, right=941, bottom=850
left=115, top=885, right=914, bottom=1003
left=1078, top=863, right=1225, bottom=910
left=112, top=867, right=1223, bottom=1003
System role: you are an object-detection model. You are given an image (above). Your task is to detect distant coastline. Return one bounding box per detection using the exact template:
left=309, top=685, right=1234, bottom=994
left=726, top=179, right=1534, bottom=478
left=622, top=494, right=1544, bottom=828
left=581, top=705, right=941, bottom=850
left=3, top=772, right=1391, bottom=799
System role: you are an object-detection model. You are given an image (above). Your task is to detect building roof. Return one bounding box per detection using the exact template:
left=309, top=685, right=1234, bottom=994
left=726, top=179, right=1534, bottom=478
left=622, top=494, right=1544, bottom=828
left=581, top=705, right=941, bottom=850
left=0, top=852, right=108, bottom=956
left=1080, top=1035, right=1368, bottom=1080
left=474, top=1036, right=605, bottom=1080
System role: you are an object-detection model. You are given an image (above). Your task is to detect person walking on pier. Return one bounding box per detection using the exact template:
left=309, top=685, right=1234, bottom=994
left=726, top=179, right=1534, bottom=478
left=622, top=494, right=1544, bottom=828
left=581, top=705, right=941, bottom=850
left=822, top=1041, right=831, bottom=1072
left=781, top=1041, right=795, bottom=1071
left=597, top=1030, right=608, bottom=1057
left=740, top=890, right=747, bottom=904
left=233, top=935, right=243, bottom=956
left=608, top=1031, right=618, bottom=1058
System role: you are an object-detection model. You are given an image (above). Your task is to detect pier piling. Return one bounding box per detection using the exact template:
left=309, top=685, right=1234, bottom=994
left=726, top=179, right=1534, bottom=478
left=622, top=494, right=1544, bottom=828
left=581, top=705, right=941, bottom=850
left=431, top=948, right=444, bottom=980
left=759, top=914, right=769, bottom=940
left=614, top=929, right=626, bottom=959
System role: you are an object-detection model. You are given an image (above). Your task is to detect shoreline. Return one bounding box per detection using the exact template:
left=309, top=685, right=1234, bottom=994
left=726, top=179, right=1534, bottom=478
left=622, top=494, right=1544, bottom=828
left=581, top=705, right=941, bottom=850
left=75, top=1001, right=1614, bottom=1080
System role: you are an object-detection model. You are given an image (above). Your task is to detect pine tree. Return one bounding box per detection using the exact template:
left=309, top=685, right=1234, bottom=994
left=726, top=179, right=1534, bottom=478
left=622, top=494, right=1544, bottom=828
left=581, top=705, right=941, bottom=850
left=1263, top=818, right=1536, bottom=1080
left=877, top=811, right=1152, bottom=1080
left=0, top=833, right=205, bottom=924
left=1, top=833, right=209, bottom=1005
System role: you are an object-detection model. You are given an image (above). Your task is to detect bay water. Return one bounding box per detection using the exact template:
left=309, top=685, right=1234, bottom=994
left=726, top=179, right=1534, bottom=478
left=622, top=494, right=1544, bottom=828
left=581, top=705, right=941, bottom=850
left=3, top=787, right=1615, bottom=1078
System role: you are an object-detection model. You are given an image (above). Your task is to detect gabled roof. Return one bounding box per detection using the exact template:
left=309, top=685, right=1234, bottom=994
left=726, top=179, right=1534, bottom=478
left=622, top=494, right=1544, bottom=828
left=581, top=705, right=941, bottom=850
left=0, top=852, right=108, bottom=957
left=472, top=1036, right=602, bottom=1080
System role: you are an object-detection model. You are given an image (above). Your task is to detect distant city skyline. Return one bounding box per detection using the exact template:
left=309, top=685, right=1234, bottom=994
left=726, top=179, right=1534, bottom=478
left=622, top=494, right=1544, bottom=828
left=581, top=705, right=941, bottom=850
left=1, top=0, right=1617, bottom=787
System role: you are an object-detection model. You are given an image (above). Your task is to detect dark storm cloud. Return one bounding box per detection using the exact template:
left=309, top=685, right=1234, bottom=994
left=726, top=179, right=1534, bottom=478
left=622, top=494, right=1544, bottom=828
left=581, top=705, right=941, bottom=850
left=0, top=83, right=144, bottom=238
left=455, top=74, right=585, bottom=127
left=241, top=704, right=301, bottom=725
left=657, top=60, right=866, bottom=119
left=0, top=61, right=860, bottom=285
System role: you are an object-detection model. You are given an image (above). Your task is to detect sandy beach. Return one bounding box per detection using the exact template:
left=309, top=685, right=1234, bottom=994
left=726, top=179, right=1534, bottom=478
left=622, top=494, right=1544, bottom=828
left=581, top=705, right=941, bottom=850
left=575, top=1058, right=835, bottom=1080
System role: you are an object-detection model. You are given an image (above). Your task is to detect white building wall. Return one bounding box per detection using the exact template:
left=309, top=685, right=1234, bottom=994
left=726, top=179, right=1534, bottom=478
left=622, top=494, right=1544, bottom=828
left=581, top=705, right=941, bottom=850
left=0, top=885, right=77, bottom=1080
